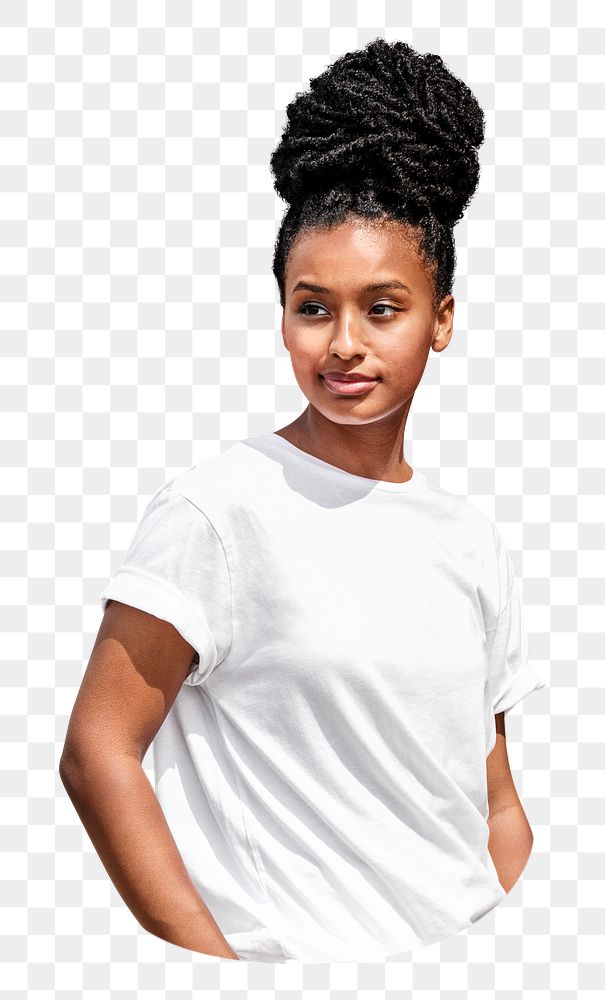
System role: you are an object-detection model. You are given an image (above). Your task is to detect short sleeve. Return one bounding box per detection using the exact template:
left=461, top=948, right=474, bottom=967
left=485, top=527, right=548, bottom=715
left=98, top=480, right=232, bottom=687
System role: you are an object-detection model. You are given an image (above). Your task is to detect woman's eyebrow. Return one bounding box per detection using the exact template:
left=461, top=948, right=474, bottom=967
left=291, top=279, right=412, bottom=295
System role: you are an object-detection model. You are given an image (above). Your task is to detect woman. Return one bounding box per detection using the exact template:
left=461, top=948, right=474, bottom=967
left=59, top=38, right=547, bottom=963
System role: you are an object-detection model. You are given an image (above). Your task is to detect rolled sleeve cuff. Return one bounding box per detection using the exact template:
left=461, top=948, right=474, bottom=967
left=492, top=661, right=547, bottom=715
left=99, top=565, right=217, bottom=685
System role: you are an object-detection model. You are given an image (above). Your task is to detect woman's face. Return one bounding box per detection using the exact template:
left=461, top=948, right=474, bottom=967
left=281, top=217, right=454, bottom=429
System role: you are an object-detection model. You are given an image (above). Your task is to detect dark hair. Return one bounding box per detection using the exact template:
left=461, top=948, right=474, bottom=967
left=270, top=37, right=486, bottom=314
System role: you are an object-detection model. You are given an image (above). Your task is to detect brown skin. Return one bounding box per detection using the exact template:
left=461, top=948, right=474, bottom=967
left=277, top=215, right=534, bottom=888
left=276, top=216, right=453, bottom=482
left=59, top=599, right=240, bottom=959
left=486, top=713, right=535, bottom=891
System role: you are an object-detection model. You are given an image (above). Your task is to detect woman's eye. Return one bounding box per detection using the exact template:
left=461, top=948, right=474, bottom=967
left=371, top=303, right=402, bottom=316
left=298, top=302, right=328, bottom=317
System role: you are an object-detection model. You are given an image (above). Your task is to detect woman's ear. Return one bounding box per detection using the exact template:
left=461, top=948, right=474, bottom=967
left=431, top=293, right=455, bottom=353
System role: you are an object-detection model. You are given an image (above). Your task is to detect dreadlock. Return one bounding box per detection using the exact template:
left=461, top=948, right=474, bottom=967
left=270, top=37, right=486, bottom=314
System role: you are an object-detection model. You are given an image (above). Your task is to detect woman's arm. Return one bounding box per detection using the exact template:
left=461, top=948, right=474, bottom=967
left=59, top=600, right=239, bottom=960
left=59, top=749, right=239, bottom=957
left=487, top=800, right=534, bottom=893
left=486, top=711, right=535, bottom=892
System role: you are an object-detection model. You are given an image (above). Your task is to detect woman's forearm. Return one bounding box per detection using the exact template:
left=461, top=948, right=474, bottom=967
left=59, top=749, right=239, bottom=959
left=487, top=802, right=535, bottom=893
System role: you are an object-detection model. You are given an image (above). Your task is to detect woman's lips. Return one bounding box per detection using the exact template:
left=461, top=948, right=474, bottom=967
left=320, top=375, right=380, bottom=396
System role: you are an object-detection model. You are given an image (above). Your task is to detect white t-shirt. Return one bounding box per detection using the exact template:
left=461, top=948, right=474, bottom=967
left=98, top=430, right=547, bottom=963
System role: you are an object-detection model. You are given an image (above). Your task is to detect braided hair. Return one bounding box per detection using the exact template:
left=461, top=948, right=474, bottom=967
left=270, top=37, right=486, bottom=314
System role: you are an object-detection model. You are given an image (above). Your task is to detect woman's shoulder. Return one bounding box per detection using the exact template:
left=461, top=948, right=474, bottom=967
left=169, top=435, right=277, bottom=523
left=418, top=475, right=497, bottom=543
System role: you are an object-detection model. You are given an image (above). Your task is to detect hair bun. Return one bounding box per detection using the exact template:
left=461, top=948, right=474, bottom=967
left=270, top=37, right=486, bottom=228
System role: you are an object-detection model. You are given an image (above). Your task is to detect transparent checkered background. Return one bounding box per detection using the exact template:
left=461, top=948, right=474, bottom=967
left=2, top=0, right=602, bottom=995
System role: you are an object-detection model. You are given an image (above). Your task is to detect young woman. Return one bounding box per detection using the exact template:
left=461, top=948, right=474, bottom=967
left=59, top=38, right=547, bottom=963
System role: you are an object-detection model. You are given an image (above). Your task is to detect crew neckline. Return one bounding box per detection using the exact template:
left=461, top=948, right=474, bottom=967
left=259, top=431, right=427, bottom=494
